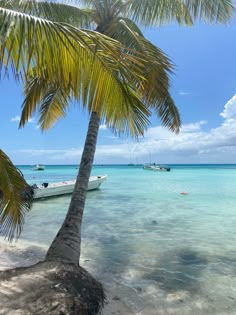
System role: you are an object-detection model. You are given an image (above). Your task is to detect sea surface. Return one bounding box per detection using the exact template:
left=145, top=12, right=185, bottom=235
left=1, top=164, right=236, bottom=314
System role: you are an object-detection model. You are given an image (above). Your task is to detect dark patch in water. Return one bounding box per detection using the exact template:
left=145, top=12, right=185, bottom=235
left=179, top=252, right=207, bottom=265
left=143, top=248, right=208, bottom=294
left=151, top=220, right=158, bottom=225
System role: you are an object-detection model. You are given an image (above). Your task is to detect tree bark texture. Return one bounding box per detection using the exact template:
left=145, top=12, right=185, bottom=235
left=46, top=112, right=100, bottom=264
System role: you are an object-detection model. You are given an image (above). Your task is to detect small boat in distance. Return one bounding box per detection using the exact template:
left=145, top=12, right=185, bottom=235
left=32, top=175, right=107, bottom=199
left=143, top=163, right=171, bottom=172
left=32, top=164, right=45, bottom=171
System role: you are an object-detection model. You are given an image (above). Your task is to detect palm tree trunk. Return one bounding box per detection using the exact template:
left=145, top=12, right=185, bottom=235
left=46, top=111, right=100, bottom=264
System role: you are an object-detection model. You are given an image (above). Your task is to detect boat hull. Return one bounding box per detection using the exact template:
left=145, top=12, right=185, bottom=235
left=32, top=164, right=45, bottom=171
left=143, top=164, right=171, bottom=171
left=33, top=175, right=107, bottom=199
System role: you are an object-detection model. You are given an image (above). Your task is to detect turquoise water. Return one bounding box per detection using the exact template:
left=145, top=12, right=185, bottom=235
left=1, top=164, right=236, bottom=314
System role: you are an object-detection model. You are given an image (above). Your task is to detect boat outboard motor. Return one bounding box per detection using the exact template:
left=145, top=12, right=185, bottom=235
left=22, top=185, right=35, bottom=201
left=31, top=184, right=38, bottom=189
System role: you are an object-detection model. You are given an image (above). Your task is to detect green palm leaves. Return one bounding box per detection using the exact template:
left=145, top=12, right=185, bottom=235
left=0, top=8, right=137, bottom=95
left=0, top=150, right=32, bottom=240
left=103, top=17, right=181, bottom=132
left=0, top=8, right=155, bottom=135
left=1, top=0, right=234, bottom=136
left=118, top=0, right=235, bottom=25
left=0, top=0, right=93, bottom=27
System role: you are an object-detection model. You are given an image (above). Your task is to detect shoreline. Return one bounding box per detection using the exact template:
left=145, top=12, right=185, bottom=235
left=0, top=241, right=135, bottom=315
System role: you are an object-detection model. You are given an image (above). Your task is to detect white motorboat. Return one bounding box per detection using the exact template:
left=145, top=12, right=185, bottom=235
left=143, top=164, right=171, bottom=172
left=32, top=175, right=107, bottom=199
left=32, top=164, right=45, bottom=171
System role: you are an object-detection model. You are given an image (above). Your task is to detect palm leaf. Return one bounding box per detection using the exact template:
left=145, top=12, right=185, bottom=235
left=19, top=13, right=180, bottom=135
left=125, top=0, right=193, bottom=26
left=22, top=76, right=70, bottom=130
left=0, top=0, right=94, bottom=28
left=184, top=0, right=235, bottom=23
left=153, top=94, right=181, bottom=132
left=1, top=7, right=154, bottom=134
left=0, top=7, right=90, bottom=80
left=0, top=7, right=143, bottom=83
left=21, top=46, right=178, bottom=137
left=104, top=17, right=180, bottom=132
left=0, top=150, right=33, bottom=241
left=21, top=68, right=152, bottom=137
left=125, top=0, right=234, bottom=26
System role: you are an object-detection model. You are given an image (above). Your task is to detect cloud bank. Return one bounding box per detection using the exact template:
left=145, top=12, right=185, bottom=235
left=8, top=95, right=236, bottom=164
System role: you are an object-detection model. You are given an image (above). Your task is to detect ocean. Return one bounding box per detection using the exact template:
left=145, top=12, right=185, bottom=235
left=1, top=164, right=236, bottom=314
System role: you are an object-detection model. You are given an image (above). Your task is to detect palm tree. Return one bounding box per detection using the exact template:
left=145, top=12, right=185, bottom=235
left=0, top=8, right=94, bottom=240
left=0, top=1, right=234, bottom=268
left=0, top=6, right=161, bottom=239
left=0, top=150, right=33, bottom=240
left=0, top=7, right=182, bottom=312
left=0, top=2, right=234, bottom=314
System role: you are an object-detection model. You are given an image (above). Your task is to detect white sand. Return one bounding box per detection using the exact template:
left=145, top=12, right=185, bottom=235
left=0, top=241, right=135, bottom=315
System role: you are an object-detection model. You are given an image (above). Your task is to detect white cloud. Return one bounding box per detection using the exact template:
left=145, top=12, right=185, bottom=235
left=99, top=124, right=107, bottom=130
left=220, top=94, right=236, bottom=119
left=181, top=120, right=207, bottom=133
left=10, top=115, right=20, bottom=122
left=10, top=115, right=35, bottom=123
left=8, top=94, right=236, bottom=164
left=28, top=118, right=35, bottom=123
left=178, top=91, right=190, bottom=96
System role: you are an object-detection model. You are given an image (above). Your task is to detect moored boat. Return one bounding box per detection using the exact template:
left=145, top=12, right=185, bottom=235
left=32, top=175, right=107, bottom=199
left=143, top=163, right=171, bottom=172
left=32, top=164, right=45, bottom=171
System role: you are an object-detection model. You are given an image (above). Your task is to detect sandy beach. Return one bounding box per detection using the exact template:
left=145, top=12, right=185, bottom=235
left=0, top=240, right=135, bottom=315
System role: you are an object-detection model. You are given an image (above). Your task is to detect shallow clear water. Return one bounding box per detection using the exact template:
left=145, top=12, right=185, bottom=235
left=1, top=164, right=236, bottom=314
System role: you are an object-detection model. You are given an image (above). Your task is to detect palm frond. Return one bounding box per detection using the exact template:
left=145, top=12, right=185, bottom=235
left=20, top=14, right=180, bottom=136
left=0, top=149, right=33, bottom=241
left=104, top=17, right=144, bottom=42
left=125, top=0, right=193, bottom=26
left=21, top=42, right=178, bottom=138
left=154, top=94, right=181, bottom=132
left=21, top=76, right=70, bottom=130
left=125, top=0, right=234, bottom=26
left=1, top=7, right=155, bottom=135
left=104, top=17, right=180, bottom=133
left=0, top=0, right=94, bottom=28
left=38, top=88, right=70, bottom=130
left=184, top=0, right=235, bottom=23
left=21, top=67, right=152, bottom=137
left=0, top=7, right=86, bottom=80
left=0, top=8, right=139, bottom=81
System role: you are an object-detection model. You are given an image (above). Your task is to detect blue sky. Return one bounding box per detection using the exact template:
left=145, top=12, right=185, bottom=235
left=1, top=15, right=236, bottom=165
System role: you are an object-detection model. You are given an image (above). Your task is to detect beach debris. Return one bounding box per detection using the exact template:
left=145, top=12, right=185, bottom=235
left=112, top=296, right=121, bottom=301
left=135, top=286, right=143, bottom=293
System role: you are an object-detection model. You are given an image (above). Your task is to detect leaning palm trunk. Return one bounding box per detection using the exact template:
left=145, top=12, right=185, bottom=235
left=46, top=112, right=100, bottom=264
